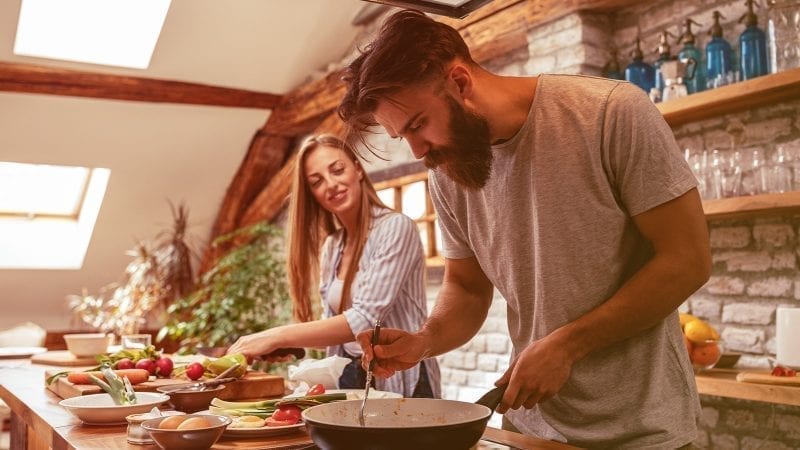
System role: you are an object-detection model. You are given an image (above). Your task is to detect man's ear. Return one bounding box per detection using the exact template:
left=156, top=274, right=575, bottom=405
left=448, top=64, right=473, bottom=100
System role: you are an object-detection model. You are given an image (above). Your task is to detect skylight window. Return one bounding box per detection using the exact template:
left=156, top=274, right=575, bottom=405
left=14, top=0, right=171, bottom=69
left=0, top=162, right=89, bottom=218
left=0, top=162, right=110, bottom=270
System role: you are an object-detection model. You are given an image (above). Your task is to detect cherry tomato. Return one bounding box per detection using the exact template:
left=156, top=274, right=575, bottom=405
left=271, top=405, right=301, bottom=424
left=307, top=383, right=326, bottom=396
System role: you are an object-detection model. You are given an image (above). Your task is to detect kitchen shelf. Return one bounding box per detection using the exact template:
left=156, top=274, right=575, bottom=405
left=695, top=369, right=800, bottom=407
left=658, top=67, right=800, bottom=127
left=703, top=191, right=800, bottom=220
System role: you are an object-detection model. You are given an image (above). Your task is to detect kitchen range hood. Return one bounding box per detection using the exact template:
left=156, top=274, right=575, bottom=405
left=362, top=0, right=493, bottom=19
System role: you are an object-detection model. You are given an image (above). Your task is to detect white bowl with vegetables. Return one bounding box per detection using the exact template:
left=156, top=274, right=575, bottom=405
left=60, top=392, right=170, bottom=425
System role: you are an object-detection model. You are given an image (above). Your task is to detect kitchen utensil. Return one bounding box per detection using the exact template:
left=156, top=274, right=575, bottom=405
left=156, top=377, right=237, bottom=393
left=359, top=320, right=381, bottom=426
left=259, top=347, right=306, bottom=360
left=303, top=385, right=506, bottom=450
left=213, top=362, right=242, bottom=380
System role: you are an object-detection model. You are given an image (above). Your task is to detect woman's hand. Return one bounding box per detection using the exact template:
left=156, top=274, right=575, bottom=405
left=226, top=328, right=283, bottom=361
left=356, top=327, right=431, bottom=378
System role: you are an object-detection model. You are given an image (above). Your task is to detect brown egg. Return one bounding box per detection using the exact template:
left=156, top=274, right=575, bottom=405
left=176, top=417, right=211, bottom=430
left=159, top=415, right=187, bottom=429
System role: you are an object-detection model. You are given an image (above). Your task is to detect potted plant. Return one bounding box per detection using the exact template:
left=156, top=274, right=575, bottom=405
left=158, top=221, right=292, bottom=354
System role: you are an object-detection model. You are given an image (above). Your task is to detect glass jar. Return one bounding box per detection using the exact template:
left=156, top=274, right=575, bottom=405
left=767, top=0, right=800, bottom=72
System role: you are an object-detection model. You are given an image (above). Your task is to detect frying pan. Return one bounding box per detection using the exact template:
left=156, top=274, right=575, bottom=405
left=302, top=386, right=505, bottom=450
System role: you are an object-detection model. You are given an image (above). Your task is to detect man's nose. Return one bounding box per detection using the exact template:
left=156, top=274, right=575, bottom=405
left=407, top=136, right=430, bottom=159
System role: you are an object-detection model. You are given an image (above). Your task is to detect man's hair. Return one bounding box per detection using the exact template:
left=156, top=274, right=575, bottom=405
left=338, top=9, right=475, bottom=137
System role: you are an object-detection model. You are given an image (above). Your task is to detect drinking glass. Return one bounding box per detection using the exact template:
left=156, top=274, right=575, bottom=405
left=710, top=149, right=742, bottom=198
left=685, top=149, right=711, bottom=199
left=768, top=146, right=793, bottom=193
left=741, top=149, right=769, bottom=196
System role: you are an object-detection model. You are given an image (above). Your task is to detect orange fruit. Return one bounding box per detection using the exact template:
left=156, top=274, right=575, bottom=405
left=691, top=341, right=720, bottom=366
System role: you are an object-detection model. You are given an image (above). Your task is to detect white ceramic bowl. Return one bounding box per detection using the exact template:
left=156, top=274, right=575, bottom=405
left=59, top=392, right=169, bottom=425
left=63, top=333, right=112, bottom=357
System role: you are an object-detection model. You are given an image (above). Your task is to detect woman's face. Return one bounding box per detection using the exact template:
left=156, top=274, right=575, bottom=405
left=303, top=145, right=364, bottom=217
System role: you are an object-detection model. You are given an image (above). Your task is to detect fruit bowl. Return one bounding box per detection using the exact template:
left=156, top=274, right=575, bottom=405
left=688, top=339, right=722, bottom=373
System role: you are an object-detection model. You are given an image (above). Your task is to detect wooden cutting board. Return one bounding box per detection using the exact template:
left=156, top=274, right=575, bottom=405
left=45, top=368, right=285, bottom=400
left=31, top=351, right=98, bottom=367
left=736, top=370, right=800, bottom=386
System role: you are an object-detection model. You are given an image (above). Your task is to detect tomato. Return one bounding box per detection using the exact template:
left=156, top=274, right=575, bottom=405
left=307, top=383, right=325, bottom=396
left=271, top=405, right=301, bottom=424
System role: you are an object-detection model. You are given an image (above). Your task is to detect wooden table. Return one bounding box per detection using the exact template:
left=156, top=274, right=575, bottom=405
left=0, top=360, right=573, bottom=450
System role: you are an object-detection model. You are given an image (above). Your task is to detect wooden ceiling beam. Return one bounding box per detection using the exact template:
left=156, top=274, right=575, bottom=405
left=0, top=62, right=282, bottom=109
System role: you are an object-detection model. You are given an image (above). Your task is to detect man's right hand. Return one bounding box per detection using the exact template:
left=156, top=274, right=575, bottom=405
left=356, top=327, right=430, bottom=378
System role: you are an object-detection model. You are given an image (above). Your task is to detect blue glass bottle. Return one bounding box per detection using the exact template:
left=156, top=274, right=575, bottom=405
left=677, top=18, right=706, bottom=94
left=654, top=30, right=676, bottom=99
left=625, top=38, right=655, bottom=93
left=706, top=11, right=736, bottom=89
left=739, top=0, right=769, bottom=80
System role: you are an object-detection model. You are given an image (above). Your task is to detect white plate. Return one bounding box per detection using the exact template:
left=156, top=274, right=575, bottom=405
left=223, top=421, right=305, bottom=437
left=0, top=347, right=47, bottom=359
left=59, top=392, right=170, bottom=425
left=286, top=389, right=402, bottom=400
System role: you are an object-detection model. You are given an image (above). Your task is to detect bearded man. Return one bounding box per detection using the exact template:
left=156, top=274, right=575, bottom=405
left=338, top=9, right=711, bottom=449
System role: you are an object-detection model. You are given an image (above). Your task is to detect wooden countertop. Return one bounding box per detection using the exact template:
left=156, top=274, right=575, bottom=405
left=695, top=368, right=800, bottom=407
left=0, top=360, right=573, bottom=450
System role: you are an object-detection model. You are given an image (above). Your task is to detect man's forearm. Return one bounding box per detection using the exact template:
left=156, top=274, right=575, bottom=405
left=419, top=276, right=493, bottom=358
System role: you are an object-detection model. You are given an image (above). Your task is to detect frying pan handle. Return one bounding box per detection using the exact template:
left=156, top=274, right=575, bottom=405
left=475, top=385, right=507, bottom=411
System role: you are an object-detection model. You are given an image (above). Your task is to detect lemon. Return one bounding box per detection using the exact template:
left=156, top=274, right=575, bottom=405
left=684, top=319, right=719, bottom=344
left=679, top=313, right=699, bottom=330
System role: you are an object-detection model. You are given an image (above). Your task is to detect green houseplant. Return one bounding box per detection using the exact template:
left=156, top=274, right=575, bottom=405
left=158, top=221, right=292, bottom=354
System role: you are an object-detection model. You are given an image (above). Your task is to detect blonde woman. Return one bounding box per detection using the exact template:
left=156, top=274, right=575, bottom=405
left=228, top=134, right=440, bottom=398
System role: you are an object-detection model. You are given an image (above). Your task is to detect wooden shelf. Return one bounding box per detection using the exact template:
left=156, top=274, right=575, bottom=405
left=695, top=369, right=800, bottom=407
left=703, top=191, right=800, bottom=220
left=658, top=67, right=800, bottom=127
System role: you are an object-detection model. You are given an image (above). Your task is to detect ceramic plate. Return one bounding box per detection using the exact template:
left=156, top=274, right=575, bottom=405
left=59, top=392, right=170, bottom=425
left=223, top=421, right=305, bottom=437
left=0, top=346, right=47, bottom=359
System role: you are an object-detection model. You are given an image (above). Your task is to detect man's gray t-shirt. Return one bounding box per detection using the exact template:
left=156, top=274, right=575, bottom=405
left=428, top=74, right=700, bottom=448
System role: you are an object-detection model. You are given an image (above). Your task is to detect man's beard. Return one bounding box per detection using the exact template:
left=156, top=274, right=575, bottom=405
left=423, top=95, right=493, bottom=189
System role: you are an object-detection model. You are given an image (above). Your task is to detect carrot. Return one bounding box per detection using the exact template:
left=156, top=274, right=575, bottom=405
left=66, top=369, right=150, bottom=385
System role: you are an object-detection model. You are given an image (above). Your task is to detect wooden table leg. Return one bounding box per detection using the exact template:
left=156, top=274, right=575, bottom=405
left=10, top=411, right=27, bottom=449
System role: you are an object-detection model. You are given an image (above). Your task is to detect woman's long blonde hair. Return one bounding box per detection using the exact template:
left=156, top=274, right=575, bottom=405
left=287, top=134, right=388, bottom=323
